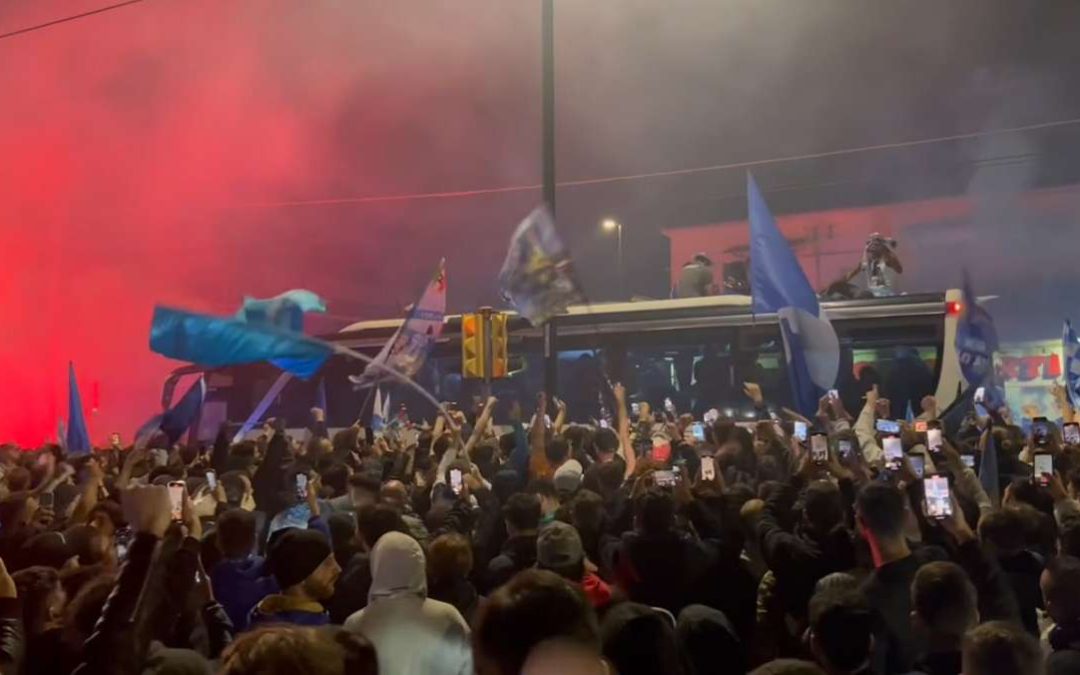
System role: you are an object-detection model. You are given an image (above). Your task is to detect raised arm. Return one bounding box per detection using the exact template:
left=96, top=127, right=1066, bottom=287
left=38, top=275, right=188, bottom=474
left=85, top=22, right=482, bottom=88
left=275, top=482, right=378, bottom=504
left=552, top=397, right=568, bottom=434
left=464, top=396, right=498, bottom=458
left=614, top=383, right=635, bottom=480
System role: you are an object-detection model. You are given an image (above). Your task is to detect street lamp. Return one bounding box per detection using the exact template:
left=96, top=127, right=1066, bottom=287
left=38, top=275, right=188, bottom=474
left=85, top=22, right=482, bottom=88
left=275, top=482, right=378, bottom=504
left=601, top=218, right=624, bottom=297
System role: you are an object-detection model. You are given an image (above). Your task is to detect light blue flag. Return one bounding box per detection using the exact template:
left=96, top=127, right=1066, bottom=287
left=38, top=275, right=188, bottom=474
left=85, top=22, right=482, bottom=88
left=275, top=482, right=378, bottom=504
left=316, top=377, right=328, bottom=416
left=150, top=306, right=332, bottom=379
left=237, top=290, right=327, bottom=332
left=1064, top=320, right=1080, bottom=409
left=905, top=400, right=916, bottom=423
left=747, top=173, right=839, bottom=417
left=66, top=362, right=92, bottom=455
left=979, top=428, right=1000, bottom=507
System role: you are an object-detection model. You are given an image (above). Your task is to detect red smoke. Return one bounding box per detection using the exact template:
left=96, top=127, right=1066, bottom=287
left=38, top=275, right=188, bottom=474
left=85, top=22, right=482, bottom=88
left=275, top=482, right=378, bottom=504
left=0, top=0, right=538, bottom=445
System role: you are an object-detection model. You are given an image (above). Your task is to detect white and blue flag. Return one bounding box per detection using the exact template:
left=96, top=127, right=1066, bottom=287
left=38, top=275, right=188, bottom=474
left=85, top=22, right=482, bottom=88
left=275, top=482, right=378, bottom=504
left=748, top=173, right=839, bottom=417
left=1064, top=320, right=1080, bottom=408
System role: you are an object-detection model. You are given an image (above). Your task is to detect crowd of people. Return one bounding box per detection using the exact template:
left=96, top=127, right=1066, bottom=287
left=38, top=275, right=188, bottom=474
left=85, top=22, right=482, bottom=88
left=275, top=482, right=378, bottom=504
left=1, top=378, right=1079, bottom=675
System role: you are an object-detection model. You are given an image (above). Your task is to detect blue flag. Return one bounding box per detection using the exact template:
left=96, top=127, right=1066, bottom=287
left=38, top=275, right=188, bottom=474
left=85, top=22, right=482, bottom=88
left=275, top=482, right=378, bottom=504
left=979, top=429, right=1000, bottom=507
left=1064, top=320, right=1080, bottom=409
left=150, top=306, right=332, bottom=379
left=316, top=376, right=328, bottom=415
left=134, top=376, right=207, bottom=448
left=498, top=206, right=585, bottom=326
left=237, top=290, right=327, bottom=332
left=905, top=399, right=916, bottom=423
left=955, top=272, right=998, bottom=389
left=66, top=362, right=92, bottom=455
left=748, top=173, right=839, bottom=417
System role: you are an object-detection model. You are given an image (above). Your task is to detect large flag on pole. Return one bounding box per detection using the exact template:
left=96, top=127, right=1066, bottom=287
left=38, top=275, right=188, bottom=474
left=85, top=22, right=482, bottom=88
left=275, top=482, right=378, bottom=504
left=66, top=362, right=92, bottom=455
left=371, top=387, right=387, bottom=432
left=135, top=376, right=207, bottom=448
left=1064, top=319, right=1080, bottom=409
left=955, top=272, right=1002, bottom=408
left=498, top=206, right=585, bottom=326
left=747, top=173, right=839, bottom=417
left=151, top=306, right=332, bottom=379
left=237, top=290, right=327, bottom=332
left=349, top=259, right=447, bottom=388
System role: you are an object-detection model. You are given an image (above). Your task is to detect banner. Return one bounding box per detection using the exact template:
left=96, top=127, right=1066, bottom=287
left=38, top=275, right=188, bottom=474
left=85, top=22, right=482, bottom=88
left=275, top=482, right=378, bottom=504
left=498, top=207, right=585, bottom=326
left=1065, top=320, right=1080, bottom=409
left=349, top=258, right=447, bottom=388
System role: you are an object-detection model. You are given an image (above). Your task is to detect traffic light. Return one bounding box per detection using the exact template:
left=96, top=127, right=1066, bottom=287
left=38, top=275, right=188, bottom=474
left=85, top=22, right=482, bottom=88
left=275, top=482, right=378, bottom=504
left=489, top=312, right=509, bottom=378
left=461, top=313, right=486, bottom=379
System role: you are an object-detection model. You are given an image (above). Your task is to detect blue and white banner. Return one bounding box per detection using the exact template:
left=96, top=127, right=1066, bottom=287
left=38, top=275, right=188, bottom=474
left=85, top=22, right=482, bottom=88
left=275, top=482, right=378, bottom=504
left=350, top=259, right=446, bottom=388
left=498, top=207, right=585, bottom=326
left=1065, top=320, right=1080, bottom=409
left=748, top=173, right=839, bottom=417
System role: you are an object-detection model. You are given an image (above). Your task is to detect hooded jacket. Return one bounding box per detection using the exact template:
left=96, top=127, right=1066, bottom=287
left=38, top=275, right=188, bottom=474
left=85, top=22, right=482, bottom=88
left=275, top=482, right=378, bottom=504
left=344, top=532, right=471, bottom=675
left=209, top=555, right=278, bottom=631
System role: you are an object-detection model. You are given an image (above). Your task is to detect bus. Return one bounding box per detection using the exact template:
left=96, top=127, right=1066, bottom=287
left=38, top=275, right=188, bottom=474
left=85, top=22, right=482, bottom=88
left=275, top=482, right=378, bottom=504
left=167, top=289, right=968, bottom=437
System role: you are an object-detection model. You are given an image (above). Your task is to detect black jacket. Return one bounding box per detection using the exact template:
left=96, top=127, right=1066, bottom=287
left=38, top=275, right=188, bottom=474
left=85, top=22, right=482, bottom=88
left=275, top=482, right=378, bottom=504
left=997, top=549, right=1045, bottom=635
left=612, top=530, right=714, bottom=615
left=485, top=533, right=538, bottom=593
left=0, top=597, right=23, bottom=675
left=755, top=476, right=857, bottom=619
left=326, top=552, right=371, bottom=625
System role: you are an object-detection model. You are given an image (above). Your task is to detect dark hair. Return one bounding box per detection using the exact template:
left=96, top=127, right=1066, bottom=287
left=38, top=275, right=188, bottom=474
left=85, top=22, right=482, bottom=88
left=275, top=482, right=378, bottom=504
left=473, top=569, right=600, bottom=675
left=12, top=566, right=60, bottom=635
left=6, top=466, right=31, bottom=492
left=912, top=561, right=977, bottom=636
left=217, top=509, right=258, bottom=559
left=803, top=481, right=844, bottom=534
left=545, top=437, right=570, bottom=467
left=601, top=602, right=686, bottom=675
left=87, top=500, right=124, bottom=530
left=503, top=493, right=542, bottom=533
left=571, top=490, right=605, bottom=534
left=220, top=625, right=377, bottom=675
left=962, top=621, right=1042, bottom=675
left=856, top=482, right=906, bottom=539
left=497, top=432, right=516, bottom=458
left=62, top=573, right=117, bottom=645
left=355, top=504, right=406, bottom=549
left=427, top=533, right=473, bottom=585
left=331, top=427, right=361, bottom=455
left=634, top=489, right=675, bottom=536
left=594, top=428, right=620, bottom=455
left=526, top=478, right=558, bottom=500
left=1060, top=520, right=1080, bottom=558
left=347, top=474, right=381, bottom=496
left=1008, top=477, right=1054, bottom=518
left=319, top=463, right=351, bottom=497
left=978, top=507, right=1028, bottom=554
left=809, top=587, right=873, bottom=672
left=220, top=471, right=251, bottom=506
left=1044, top=555, right=1080, bottom=621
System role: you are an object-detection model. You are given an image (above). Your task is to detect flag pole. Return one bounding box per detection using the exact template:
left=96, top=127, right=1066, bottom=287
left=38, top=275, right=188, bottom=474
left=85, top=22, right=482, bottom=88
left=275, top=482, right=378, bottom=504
left=541, top=0, right=558, bottom=399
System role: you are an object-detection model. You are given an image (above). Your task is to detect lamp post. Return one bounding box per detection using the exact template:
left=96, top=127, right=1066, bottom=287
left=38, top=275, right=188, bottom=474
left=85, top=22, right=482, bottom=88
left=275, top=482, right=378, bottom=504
left=602, top=218, right=623, bottom=297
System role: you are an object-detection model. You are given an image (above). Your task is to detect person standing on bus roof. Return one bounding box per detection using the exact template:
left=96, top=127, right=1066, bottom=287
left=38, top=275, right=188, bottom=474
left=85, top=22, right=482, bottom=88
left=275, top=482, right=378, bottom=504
left=676, top=253, right=717, bottom=298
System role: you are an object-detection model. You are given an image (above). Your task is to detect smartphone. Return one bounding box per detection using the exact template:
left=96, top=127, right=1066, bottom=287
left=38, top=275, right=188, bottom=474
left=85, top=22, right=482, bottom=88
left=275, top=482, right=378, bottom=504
left=914, top=420, right=928, bottom=433
left=974, top=387, right=986, bottom=404
left=1033, top=453, right=1053, bottom=486
left=828, top=389, right=839, bottom=400
left=664, top=397, right=675, bottom=414
left=653, top=470, right=676, bottom=488
left=651, top=441, right=672, bottom=464
left=598, top=419, right=610, bottom=429
left=876, top=419, right=901, bottom=435
left=924, top=475, right=953, bottom=519
left=909, top=455, right=926, bottom=479
left=794, top=421, right=808, bottom=442
left=883, top=436, right=903, bottom=469
left=810, top=433, right=829, bottom=463
left=701, top=456, right=716, bottom=481
left=206, top=470, right=217, bottom=491
left=838, top=439, right=853, bottom=460
left=961, top=454, right=976, bottom=469
left=1032, top=417, right=1051, bottom=447
left=39, top=492, right=54, bottom=509
left=168, top=481, right=185, bottom=521
left=672, top=465, right=683, bottom=484
left=295, top=473, right=308, bottom=500
left=631, top=402, right=640, bottom=417
left=926, top=428, right=943, bottom=455
left=691, top=422, right=706, bottom=442
left=1064, top=422, right=1080, bottom=446
left=703, top=408, right=719, bottom=424
left=450, top=468, right=463, bottom=495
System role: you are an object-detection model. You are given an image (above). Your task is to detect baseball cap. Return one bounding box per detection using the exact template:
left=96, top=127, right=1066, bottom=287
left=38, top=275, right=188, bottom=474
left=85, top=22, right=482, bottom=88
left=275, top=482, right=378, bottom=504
left=536, top=521, right=584, bottom=570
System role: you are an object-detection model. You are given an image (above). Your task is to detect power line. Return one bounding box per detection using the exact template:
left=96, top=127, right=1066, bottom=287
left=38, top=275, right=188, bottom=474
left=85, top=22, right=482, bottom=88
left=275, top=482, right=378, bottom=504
left=0, top=0, right=146, bottom=41
left=232, top=116, right=1080, bottom=209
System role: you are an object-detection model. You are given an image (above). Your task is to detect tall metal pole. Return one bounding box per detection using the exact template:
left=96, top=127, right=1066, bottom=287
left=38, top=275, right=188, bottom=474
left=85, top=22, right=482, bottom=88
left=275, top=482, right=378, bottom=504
left=617, top=222, right=624, bottom=297
left=541, top=0, right=558, bottom=398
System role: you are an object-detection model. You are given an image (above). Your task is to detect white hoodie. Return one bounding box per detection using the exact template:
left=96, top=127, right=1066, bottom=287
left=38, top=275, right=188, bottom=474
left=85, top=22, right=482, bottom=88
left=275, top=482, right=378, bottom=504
left=345, top=532, right=471, bottom=675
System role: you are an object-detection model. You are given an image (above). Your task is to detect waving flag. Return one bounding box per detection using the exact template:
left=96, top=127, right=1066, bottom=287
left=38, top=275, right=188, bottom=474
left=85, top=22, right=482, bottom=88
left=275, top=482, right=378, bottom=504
left=955, top=272, right=1005, bottom=412
left=150, top=306, right=332, bottom=379
left=1065, top=320, right=1080, bottom=408
left=237, top=290, right=327, bottom=332
left=66, top=362, right=92, bottom=455
left=350, top=259, right=447, bottom=388
left=135, top=376, right=207, bottom=448
left=498, top=206, right=585, bottom=326
left=748, top=173, right=839, bottom=417
left=371, top=387, right=387, bottom=432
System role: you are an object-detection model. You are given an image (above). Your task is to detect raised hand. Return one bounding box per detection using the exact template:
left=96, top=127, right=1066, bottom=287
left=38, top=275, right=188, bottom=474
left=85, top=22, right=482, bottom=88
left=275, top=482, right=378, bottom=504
left=743, top=382, right=764, bottom=406
left=122, top=485, right=173, bottom=538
